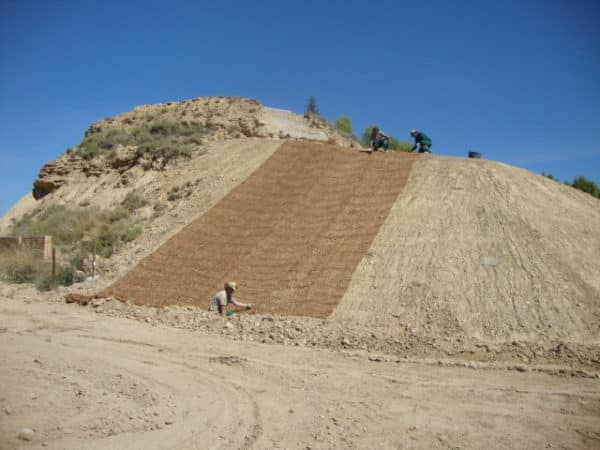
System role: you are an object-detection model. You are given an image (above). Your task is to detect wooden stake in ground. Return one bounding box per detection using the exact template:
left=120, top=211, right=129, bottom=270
left=51, top=247, right=56, bottom=289
left=92, top=242, right=96, bottom=278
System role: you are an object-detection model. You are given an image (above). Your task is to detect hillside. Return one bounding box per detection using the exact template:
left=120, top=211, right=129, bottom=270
left=91, top=138, right=600, bottom=368
left=1, top=96, right=599, bottom=369
left=0, top=96, right=358, bottom=235
left=333, top=155, right=600, bottom=347
left=100, top=141, right=417, bottom=316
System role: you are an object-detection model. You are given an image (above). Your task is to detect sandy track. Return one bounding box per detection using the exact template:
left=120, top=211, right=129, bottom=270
left=101, top=142, right=416, bottom=317
left=1, top=295, right=599, bottom=449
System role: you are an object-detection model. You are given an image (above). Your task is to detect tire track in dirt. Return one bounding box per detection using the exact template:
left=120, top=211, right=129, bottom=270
left=0, top=325, right=263, bottom=449
left=100, top=142, right=417, bottom=317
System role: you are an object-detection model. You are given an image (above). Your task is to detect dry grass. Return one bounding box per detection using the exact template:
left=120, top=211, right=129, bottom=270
left=11, top=204, right=146, bottom=259
left=0, top=248, right=52, bottom=290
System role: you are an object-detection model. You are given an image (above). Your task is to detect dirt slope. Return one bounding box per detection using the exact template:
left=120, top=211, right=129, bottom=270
left=100, top=143, right=600, bottom=351
left=101, top=142, right=417, bottom=316
left=333, top=155, right=600, bottom=347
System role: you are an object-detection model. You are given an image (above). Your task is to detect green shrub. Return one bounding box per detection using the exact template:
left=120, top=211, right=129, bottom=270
left=108, top=206, right=129, bottom=223
left=121, top=190, right=148, bottom=212
left=76, top=119, right=205, bottom=164
left=57, top=266, right=75, bottom=286
left=541, top=173, right=600, bottom=199
left=69, top=250, right=87, bottom=271
left=13, top=205, right=99, bottom=245
left=78, top=140, right=102, bottom=160
left=568, top=176, right=600, bottom=199
left=124, top=225, right=143, bottom=242
left=388, top=138, right=413, bottom=152
left=92, top=223, right=117, bottom=258
left=334, top=116, right=353, bottom=134
left=149, top=121, right=181, bottom=136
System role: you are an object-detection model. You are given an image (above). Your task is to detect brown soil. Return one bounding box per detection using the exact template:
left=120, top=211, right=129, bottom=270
left=101, top=142, right=417, bottom=317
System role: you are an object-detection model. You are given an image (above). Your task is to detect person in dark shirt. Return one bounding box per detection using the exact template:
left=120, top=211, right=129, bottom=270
left=369, top=127, right=391, bottom=152
left=410, top=129, right=432, bottom=153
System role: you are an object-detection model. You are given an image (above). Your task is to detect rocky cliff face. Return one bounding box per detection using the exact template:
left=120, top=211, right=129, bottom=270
left=30, top=97, right=359, bottom=200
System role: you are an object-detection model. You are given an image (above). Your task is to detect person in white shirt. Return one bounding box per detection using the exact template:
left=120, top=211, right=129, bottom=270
left=208, top=281, right=252, bottom=316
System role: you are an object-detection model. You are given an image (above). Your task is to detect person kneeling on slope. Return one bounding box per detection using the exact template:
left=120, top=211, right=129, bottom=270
left=369, top=127, right=391, bottom=152
left=410, top=129, right=432, bottom=153
left=209, top=281, right=252, bottom=316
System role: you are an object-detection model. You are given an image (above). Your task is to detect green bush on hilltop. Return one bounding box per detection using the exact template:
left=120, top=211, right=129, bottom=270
left=334, top=115, right=359, bottom=141
left=542, top=173, right=600, bottom=199
left=334, top=116, right=353, bottom=134
left=388, top=138, right=413, bottom=152
left=568, top=176, right=600, bottom=199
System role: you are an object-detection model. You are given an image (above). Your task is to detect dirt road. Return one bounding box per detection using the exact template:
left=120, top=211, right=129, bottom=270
left=1, top=293, right=598, bottom=450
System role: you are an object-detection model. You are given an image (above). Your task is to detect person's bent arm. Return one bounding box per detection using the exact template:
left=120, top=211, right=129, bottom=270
left=232, top=299, right=252, bottom=309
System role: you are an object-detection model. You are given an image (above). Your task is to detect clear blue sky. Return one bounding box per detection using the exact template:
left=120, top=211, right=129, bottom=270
left=1, top=0, right=599, bottom=217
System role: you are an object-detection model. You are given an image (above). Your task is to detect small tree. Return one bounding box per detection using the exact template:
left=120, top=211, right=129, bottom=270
left=306, top=96, right=319, bottom=115
left=334, top=116, right=353, bottom=134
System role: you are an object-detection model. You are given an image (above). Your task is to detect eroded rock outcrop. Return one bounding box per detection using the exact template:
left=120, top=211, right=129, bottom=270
left=30, top=96, right=359, bottom=200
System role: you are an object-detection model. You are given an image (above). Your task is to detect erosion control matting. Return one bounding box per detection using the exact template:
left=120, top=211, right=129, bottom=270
left=100, top=142, right=417, bottom=317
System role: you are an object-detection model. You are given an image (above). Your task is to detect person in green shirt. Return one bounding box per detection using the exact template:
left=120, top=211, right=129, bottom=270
left=410, top=129, right=432, bottom=153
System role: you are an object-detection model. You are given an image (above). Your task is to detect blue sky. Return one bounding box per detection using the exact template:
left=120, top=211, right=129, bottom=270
left=1, top=0, right=599, bottom=216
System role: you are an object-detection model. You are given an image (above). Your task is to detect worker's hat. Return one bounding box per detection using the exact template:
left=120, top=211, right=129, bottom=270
left=224, top=281, right=237, bottom=291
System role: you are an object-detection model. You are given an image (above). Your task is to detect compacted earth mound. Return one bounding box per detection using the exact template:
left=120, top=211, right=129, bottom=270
left=334, top=155, right=600, bottom=359
left=101, top=142, right=417, bottom=316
